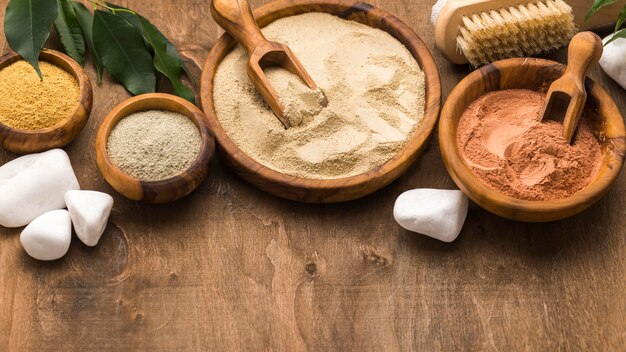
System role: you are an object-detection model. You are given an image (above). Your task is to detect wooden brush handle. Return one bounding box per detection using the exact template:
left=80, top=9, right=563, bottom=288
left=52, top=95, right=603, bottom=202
left=210, top=0, right=268, bottom=54
left=564, top=31, right=603, bottom=84
left=439, top=0, right=626, bottom=28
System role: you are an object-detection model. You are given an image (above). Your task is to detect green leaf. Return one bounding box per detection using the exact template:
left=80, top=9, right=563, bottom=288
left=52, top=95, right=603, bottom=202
left=54, top=0, right=85, bottom=65
left=585, top=0, right=618, bottom=22
left=105, top=2, right=141, bottom=31
left=137, top=16, right=195, bottom=103
left=93, top=10, right=155, bottom=95
left=615, top=5, right=626, bottom=32
left=71, top=1, right=104, bottom=83
left=604, top=28, right=626, bottom=46
left=102, top=2, right=194, bottom=101
left=4, top=0, right=58, bottom=78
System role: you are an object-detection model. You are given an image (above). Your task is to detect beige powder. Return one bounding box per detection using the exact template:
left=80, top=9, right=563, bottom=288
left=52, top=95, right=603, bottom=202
left=213, top=13, right=425, bottom=179
left=107, top=110, right=202, bottom=181
left=266, top=68, right=328, bottom=127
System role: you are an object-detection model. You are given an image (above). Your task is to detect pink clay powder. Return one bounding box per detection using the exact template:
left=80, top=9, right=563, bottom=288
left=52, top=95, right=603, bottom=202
left=456, top=89, right=602, bottom=201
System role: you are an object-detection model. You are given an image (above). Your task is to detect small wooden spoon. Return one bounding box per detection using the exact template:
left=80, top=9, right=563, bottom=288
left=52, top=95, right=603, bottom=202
left=539, top=31, right=603, bottom=144
left=210, top=0, right=321, bottom=129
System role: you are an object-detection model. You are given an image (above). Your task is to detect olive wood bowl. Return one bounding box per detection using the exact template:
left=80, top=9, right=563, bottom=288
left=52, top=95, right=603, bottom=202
left=95, top=93, right=215, bottom=204
left=439, top=58, right=626, bottom=222
left=0, top=49, right=92, bottom=154
left=200, top=0, right=441, bottom=203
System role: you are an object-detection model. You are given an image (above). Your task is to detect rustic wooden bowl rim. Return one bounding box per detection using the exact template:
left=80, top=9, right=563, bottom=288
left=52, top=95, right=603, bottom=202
left=96, top=93, right=213, bottom=188
left=0, top=49, right=90, bottom=135
left=439, top=57, right=626, bottom=216
left=200, top=0, right=441, bottom=191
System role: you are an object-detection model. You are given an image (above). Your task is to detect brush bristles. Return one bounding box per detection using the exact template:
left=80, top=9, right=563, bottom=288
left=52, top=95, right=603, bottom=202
left=457, top=0, right=576, bottom=66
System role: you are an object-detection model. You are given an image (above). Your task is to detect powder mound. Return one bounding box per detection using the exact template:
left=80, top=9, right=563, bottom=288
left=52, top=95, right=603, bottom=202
left=107, top=110, right=202, bottom=181
left=0, top=60, right=79, bottom=130
left=213, top=12, right=426, bottom=179
left=265, top=68, right=327, bottom=126
left=456, top=89, right=602, bottom=201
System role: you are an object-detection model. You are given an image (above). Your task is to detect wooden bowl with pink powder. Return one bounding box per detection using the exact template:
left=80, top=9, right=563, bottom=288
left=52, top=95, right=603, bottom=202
left=439, top=58, right=625, bottom=222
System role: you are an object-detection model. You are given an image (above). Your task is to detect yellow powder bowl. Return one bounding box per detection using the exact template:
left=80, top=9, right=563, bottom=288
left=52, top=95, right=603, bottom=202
left=0, top=49, right=92, bottom=154
left=439, top=58, right=626, bottom=222
left=199, top=0, right=441, bottom=203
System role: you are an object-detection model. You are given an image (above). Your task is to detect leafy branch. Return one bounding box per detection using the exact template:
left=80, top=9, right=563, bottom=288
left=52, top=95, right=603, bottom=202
left=586, top=0, right=626, bottom=46
left=3, top=0, right=194, bottom=103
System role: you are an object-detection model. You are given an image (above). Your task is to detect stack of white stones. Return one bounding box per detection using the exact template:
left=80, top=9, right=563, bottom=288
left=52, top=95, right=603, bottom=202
left=0, top=149, right=114, bottom=260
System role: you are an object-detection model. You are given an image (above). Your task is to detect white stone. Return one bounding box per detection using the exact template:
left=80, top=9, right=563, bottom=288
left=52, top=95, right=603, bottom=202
left=393, top=188, right=468, bottom=242
left=20, top=209, right=72, bottom=261
left=0, top=149, right=80, bottom=228
left=65, top=190, right=113, bottom=247
left=600, top=34, right=626, bottom=90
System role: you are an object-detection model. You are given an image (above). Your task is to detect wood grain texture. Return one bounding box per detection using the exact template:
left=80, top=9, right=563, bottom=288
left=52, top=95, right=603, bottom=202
left=0, top=0, right=625, bottom=351
left=201, top=0, right=441, bottom=203
left=439, top=57, right=625, bottom=222
left=0, top=49, right=92, bottom=154
left=95, top=93, right=215, bottom=203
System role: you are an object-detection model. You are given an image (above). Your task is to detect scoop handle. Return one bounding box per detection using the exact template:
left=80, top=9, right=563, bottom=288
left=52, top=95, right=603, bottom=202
left=210, top=0, right=267, bottom=54
left=561, top=32, right=603, bottom=144
left=564, top=32, right=603, bottom=88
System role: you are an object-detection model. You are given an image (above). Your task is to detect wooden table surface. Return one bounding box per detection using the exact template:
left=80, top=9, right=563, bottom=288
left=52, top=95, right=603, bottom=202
left=1, top=0, right=625, bottom=350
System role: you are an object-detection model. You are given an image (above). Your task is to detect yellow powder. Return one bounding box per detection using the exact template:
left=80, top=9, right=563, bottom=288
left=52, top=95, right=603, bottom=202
left=0, top=60, right=80, bottom=130
left=213, top=13, right=425, bottom=179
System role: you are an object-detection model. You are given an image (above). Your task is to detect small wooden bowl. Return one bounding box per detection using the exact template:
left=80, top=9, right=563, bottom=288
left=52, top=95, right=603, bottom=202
left=439, top=58, right=626, bottom=222
left=0, top=49, right=92, bottom=154
left=95, top=93, right=215, bottom=203
left=200, top=0, right=441, bottom=203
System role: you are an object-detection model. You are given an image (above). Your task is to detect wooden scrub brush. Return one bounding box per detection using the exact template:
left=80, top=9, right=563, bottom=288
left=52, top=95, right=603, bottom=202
left=431, top=0, right=626, bottom=66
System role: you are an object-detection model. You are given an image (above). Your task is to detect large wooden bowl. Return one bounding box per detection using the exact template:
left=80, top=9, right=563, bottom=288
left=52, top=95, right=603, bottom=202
left=200, top=0, right=441, bottom=203
left=95, top=93, right=215, bottom=204
left=439, top=58, right=626, bottom=222
left=0, top=49, right=92, bottom=154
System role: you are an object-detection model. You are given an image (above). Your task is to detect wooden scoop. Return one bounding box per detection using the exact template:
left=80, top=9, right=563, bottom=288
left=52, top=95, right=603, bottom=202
left=539, top=31, right=603, bottom=144
left=210, top=0, right=321, bottom=129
